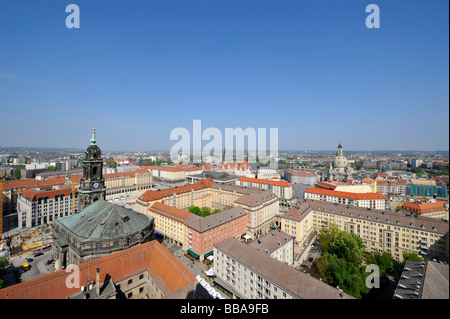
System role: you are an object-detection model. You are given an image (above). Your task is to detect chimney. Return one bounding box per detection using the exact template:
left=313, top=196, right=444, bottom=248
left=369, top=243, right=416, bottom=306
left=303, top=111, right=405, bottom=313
left=96, top=267, right=100, bottom=297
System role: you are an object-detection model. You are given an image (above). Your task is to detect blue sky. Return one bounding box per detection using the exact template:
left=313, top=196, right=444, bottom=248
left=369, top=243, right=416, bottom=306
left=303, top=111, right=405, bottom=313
left=0, top=0, right=448, bottom=152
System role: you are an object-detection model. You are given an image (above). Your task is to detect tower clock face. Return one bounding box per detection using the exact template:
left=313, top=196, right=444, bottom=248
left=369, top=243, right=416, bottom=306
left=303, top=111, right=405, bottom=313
left=93, top=183, right=99, bottom=188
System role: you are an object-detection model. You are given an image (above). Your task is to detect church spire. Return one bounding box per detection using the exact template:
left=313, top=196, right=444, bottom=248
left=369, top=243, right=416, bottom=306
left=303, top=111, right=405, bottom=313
left=90, top=123, right=97, bottom=145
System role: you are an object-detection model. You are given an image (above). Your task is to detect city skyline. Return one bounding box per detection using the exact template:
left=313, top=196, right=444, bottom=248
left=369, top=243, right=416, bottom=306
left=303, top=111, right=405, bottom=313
left=0, top=0, right=448, bottom=152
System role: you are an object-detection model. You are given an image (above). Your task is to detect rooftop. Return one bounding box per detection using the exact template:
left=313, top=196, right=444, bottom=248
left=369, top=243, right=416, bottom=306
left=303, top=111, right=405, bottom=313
left=214, top=237, right=354, bottom=299
left=54, top=200, right=154, bottom=242
left=0, top=240, right=196, bottom=299
left=305, top=187, right=389, bottom=200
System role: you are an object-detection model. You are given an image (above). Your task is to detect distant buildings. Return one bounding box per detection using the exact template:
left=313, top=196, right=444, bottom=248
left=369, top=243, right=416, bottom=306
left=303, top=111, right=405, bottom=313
left=284, top=169, right=321, bottom=186
left=144, top=165, right=202, bottom=183
left=407, top=179, right=448, bottom=198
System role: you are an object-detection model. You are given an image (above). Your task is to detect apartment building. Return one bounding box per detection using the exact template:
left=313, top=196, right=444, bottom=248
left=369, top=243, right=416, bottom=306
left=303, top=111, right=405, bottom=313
left=143, top=165, right=202, bottom=183
left=135, top=178, right=214, bottom=213
left=235, top=176, right=293, bottom=199
left=281, top=199, right=449, bottom=262
left=248, top=229, right=294, bottom=265
left=304, top=187, right=389, bottom=210
left=256, top=168, right=280, bottom=180
left=17, top=188, right=78, bottom=229
left=104, top=169, right=153, bottom=195
left=284, top=169, right=320, bottom=186
left=213, top=237, right=354, bottom=299
left=376, top=179, right=407, bottom=195
left=280, top=200, right=314, bottom=245
left=184, top=206, right=248, bottom=259
left=136, top=179, right=280, bottom=240
left=146, top=201, right=248, bottom=260
left=147, top=202, right=194, bottom=246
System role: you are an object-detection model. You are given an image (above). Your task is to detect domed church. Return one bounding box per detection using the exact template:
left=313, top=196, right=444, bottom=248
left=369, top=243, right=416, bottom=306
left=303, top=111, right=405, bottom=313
left=328, top=143, right=354, bottom=181
left=51, top=126, right=155, bottom=270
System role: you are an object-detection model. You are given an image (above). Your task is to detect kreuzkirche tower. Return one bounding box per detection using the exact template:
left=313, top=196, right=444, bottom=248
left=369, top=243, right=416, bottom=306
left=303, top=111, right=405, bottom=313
left=78, top=125, right=106, bottom=210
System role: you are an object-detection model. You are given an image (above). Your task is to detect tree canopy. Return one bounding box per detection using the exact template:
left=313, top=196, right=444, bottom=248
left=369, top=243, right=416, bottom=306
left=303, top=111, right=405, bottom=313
left=316, top=223, right=369, bottom=299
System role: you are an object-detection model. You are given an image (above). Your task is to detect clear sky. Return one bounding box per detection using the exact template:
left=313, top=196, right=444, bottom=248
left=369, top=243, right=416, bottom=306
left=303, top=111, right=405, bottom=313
left=0, top=0, right=448, bottom=152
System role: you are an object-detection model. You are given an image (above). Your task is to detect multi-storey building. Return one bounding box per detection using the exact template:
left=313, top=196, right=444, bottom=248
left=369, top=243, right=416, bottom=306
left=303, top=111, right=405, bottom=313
left=304, top=187, right=389, bottom=210
left=184, top=206, right=248, bottom=259
left=213, top=237, right=354, bottom=299
left=376, top=179, right=407, bottom=195
left=136, top=178, right=280, bottom=239
left=280, top=199, right=449, bottom=262
left=235, top=176, right=293, bottom=199
left=146, top=202, right=248, bottom=260
left=284, top=169, right=320, bottom=186
left=143, top=165, right=202, bottom=183
left=247, top=229, right=294, bottom=266
left=147, top=202, right=196, bottom=247
left=17, top=188, right=78, bottom=229
left=407, top=179, right=448, bottom=198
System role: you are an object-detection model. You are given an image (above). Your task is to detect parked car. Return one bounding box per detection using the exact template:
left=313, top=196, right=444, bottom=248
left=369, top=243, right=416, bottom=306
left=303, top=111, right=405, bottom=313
left=22, top=263, right=31, bottom=271
left=26, top=258, right=33, bottom=263
left=34, top=252, right=43, bottom=257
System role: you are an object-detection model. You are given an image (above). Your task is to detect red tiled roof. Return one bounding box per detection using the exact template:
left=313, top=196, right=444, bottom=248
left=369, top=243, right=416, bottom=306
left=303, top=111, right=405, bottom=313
left=315, top=182, right=337, bottom=190
left=305, top=187, right=388, bottom=200
left=400, top=201, right=449, bottom=215
left=237, top=176, right=292, bottom=187
left=21, top=188, right=75, bottom=202
left=141, top=165, right=201, bottom=172
left=138, top=178, right=214, bottom=202
left=149, top=202, right=194, bottom=223
left=0, top=240, right=195, bottom=299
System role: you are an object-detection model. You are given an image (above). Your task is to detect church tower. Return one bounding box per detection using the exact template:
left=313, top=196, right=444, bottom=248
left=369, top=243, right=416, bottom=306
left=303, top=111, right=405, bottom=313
left=78, top=125, right=106, bottom=211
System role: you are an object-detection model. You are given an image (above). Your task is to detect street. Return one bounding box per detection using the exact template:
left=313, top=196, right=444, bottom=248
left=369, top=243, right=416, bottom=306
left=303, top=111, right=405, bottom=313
left=3, top=249, right=54, bottom=286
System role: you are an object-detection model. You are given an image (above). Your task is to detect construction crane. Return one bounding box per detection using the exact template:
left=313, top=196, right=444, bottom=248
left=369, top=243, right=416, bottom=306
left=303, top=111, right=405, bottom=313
left=72, top=187, right=77, bottom=214
left=0, top=181, right=3, bottom=239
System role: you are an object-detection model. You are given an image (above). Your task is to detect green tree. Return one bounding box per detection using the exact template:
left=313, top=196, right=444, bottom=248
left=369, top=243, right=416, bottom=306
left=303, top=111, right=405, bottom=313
left=200, top=207, right=212, bottom=217
left=0, top=257, right=8, bottom=270
left=316, top=223, right=369, bottom=299
left=13, top=167, right=21, bottom=180
left=188, top=206, right=201, bottom=216
left=319, top=223, right=340, bottom=253
left=47, top=165, right=56, bottom=171
left=402, top=252, right=423, bottom=262
left=365, top=251, right=393, bottom=276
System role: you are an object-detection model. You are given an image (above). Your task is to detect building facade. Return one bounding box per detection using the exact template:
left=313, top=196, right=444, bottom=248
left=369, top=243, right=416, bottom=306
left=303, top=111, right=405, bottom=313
left=235, top=176, right=293, bottom=199
left=213, top=237, right=354, bottom=299
left=17, top=188, right=78, bottom=229
left=280, top=199, right=449, bottom=262
left=304, top=187, right=389, bottom=210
